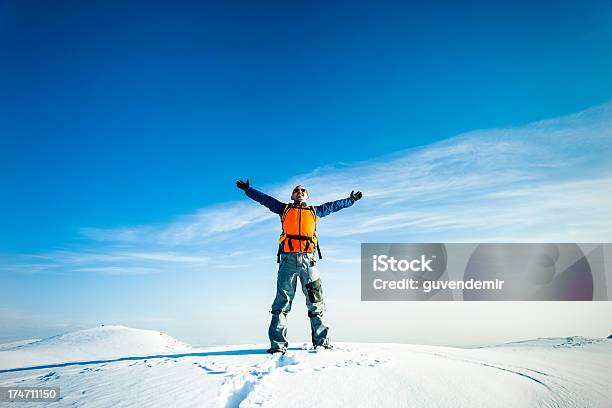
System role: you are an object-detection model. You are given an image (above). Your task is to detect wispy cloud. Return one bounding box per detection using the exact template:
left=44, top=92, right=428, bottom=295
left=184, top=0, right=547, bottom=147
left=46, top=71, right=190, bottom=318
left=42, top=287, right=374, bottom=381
left=3, top=101, right=611, bottom=275
left=79, top=203, right=276, bottom=245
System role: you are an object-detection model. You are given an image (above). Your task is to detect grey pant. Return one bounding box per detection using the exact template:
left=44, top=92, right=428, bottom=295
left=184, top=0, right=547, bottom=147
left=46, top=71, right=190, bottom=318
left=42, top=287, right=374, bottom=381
left=268, top=252, right=330, bottom=349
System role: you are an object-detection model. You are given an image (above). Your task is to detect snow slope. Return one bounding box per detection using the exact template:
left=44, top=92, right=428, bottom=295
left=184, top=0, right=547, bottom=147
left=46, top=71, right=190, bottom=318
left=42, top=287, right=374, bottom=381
left=0, top=325, right=190, bottom=370
left=0, top=327, right=610, bottom=408
left=0, top=339, right=40, bottom=352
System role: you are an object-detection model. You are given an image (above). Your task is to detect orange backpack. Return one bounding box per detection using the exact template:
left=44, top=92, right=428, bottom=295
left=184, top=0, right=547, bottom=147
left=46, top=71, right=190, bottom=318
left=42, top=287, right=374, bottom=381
left=277, top=204, right=322, bottom=262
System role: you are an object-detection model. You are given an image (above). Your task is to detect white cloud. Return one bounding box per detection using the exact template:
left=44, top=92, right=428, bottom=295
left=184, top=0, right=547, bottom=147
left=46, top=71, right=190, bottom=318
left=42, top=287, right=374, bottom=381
left=70, top=266, right=164, bottom=275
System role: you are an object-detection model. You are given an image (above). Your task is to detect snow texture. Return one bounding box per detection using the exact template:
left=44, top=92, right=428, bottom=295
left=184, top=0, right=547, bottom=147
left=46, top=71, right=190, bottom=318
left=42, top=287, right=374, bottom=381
left=0, top=326, right=610, bottom=407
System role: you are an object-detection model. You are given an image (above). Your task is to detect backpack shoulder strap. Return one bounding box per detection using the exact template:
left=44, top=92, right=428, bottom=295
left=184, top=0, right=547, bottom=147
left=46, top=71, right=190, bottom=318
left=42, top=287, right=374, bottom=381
left=280, top=203, right=292, bottom=222
left=306, top=206, right=322, bottom=259
left=277, top=204, right=292, bottom=264
left=307, top=205, right=318, bottom=222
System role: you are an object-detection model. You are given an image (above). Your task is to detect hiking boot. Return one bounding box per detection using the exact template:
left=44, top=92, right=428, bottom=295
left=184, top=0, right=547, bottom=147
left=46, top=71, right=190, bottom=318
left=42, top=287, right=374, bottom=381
left=314, top=343, right=333, bottom=351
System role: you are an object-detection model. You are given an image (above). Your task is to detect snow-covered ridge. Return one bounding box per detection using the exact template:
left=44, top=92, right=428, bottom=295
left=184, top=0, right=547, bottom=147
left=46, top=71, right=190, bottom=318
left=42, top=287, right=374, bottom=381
left=491, top=335, right=610, bottom=348
left=0, top=328, right=610, bottom=407
left=0, top=325, right=191, bottom=371
left=0, top=338, right=41, bottom=351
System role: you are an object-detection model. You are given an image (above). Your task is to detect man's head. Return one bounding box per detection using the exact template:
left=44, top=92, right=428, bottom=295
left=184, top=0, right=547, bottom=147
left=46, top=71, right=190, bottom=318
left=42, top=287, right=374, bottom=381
left=291, top=185, right=309, bottom=203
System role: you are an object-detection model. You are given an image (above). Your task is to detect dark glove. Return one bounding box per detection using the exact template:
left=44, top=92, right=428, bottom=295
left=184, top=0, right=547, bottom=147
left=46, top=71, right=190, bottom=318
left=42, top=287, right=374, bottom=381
left=236, top=179, right=250, bottom=191
left=350, top=190, right=362, bottom=201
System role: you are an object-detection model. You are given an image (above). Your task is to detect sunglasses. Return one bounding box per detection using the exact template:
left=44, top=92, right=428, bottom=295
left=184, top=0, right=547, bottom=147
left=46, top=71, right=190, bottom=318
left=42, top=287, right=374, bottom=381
left=293, top=188, right=307, bottom=193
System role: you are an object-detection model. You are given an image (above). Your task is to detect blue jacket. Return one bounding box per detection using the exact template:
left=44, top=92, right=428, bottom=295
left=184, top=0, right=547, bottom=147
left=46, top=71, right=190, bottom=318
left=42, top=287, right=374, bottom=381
left=245, top=187, right=355, bottom=218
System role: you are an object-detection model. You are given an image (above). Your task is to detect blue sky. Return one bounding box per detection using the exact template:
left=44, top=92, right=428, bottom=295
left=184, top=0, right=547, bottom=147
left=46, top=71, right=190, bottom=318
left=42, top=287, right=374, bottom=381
left=1, top=1, right=612, bottom=345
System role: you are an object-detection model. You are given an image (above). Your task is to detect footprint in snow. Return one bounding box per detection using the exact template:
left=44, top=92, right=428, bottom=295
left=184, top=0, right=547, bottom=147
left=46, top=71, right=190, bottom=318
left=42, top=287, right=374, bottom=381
left=284, top=365, right=302, bottom=373
left=195, top=362, right=226, bottom=375
left=357, top=358, right=383, bottom=367
left=39, top=371, right=60, bottom=381
left=218, top=355, right=303, bottom=408
left=277, top=354, right=300, bottom=367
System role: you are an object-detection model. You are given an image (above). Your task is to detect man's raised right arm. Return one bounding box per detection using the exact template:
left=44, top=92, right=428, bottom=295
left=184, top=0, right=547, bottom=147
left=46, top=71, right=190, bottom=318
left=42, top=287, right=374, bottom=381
left=236, top=179, right=285, bottom=215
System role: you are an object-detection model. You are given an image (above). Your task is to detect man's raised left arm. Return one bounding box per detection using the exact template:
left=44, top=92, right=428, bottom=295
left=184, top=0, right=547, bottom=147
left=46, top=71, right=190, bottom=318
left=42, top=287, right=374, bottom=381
left=315, top=190, right=362, bottom=218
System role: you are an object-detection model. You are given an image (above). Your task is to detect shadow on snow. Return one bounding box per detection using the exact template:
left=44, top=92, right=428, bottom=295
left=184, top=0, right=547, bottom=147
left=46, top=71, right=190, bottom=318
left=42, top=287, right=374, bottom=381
left=0, top=347, right=303, bottom=374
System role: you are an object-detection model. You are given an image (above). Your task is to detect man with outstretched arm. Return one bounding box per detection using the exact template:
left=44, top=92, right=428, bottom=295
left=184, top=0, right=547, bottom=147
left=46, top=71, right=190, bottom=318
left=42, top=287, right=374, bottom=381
left=236, top=179, right=362, bottom=354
